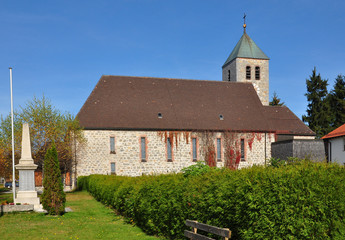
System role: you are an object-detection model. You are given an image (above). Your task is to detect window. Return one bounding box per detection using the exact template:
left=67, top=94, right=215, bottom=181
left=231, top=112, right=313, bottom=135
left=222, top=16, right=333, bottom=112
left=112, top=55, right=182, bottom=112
left=246, top=66, right=251, bottom=80
left=240, top=139, right=245, bottom=161
left=110, top=162, right=116, bottom=175
left=192, top=138, right=197, bottom=162
left=343, top=138, right=345, bottom=151
left=110, top=137, right=115, bottom=154
left=141, top=137, right=146, bottom=162
left=228, top=70, right=231, bottom=81
left=167, top=138, right=173, bottom=162
left=255, top=66, right=260, bottom=80
left=217, top=138, right=221, bottom=162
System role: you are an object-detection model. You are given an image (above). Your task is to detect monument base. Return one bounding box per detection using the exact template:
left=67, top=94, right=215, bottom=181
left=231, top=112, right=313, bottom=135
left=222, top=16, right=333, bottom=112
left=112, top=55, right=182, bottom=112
left=16, top=191, right=40, bottom=209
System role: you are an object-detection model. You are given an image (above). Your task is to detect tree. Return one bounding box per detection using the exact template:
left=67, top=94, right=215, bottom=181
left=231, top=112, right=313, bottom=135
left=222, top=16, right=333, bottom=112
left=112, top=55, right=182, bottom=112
left=269, top=92, right=285, bottom=106
left=0, top=96, right=84, bottom=183
left=41, top=142, right=66, bottom=215
left=328, top=75, right=345, bottom=130
left=0, top=112, right=22, bottom=180
left=302, top=67, right=331, bottom=138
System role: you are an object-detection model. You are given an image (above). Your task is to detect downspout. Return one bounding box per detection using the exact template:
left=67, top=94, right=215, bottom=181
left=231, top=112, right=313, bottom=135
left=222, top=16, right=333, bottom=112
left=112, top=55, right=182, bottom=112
left=264, top=133, right=267, bottom=166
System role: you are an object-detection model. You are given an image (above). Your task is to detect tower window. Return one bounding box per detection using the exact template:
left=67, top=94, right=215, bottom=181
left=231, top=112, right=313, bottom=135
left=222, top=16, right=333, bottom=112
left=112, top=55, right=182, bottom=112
left=228, top=70, right=231, bottom=81
left=246, top=66, right=251, bottom=80
left=255, top=66, right=260, bottom=80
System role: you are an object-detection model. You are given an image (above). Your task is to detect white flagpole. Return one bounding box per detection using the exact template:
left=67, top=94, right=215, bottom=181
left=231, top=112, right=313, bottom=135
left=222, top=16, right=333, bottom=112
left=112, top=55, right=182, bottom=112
left=9, top=67, right=16, bottom=203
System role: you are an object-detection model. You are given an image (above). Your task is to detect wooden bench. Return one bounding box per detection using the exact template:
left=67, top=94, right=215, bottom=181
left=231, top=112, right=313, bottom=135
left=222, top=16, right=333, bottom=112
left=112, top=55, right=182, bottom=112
left=184, top=220, right=231, bottom=240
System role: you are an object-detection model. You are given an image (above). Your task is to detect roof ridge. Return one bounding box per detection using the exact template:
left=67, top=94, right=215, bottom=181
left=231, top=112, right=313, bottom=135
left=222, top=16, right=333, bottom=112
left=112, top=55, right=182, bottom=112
left=101, top=75, right=253, bottom=85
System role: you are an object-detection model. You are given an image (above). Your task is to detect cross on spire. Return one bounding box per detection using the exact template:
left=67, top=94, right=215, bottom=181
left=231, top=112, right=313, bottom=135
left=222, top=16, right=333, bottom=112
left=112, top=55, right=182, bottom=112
left=243, top=13, right=247, bottom=33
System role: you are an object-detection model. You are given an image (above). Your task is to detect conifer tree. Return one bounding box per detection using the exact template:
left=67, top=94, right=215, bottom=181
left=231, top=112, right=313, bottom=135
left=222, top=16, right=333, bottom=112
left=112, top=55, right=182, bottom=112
left=302, top=67, right=331, bottom=138
left=41, top=142, right=66, bottom=215
left=328, top=75, right=345, bottom=130
left=269, top=92, right=285, bottom=106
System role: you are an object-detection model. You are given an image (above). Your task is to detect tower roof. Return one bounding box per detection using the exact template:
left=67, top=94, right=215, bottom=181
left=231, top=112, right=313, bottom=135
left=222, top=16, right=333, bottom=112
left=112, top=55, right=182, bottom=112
left=223, top=32, right=269, bottom=67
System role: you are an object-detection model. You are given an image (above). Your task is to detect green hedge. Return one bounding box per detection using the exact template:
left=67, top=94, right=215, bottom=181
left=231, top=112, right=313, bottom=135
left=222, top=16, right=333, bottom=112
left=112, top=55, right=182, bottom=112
left=78, top=162, right=345, bottom=239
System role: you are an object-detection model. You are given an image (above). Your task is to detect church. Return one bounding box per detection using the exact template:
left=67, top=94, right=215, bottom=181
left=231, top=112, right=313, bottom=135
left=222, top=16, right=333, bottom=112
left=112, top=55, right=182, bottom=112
left=75, top=24, right=314, bottom=177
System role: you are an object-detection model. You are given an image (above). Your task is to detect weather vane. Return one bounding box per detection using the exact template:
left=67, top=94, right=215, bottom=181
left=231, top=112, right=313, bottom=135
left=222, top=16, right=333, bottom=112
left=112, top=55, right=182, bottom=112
left=243, top=13, right=247, bottom=33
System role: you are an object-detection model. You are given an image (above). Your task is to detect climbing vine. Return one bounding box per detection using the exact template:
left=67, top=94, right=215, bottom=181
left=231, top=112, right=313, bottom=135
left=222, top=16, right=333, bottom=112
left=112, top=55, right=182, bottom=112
left=198, top=131, right=216, bottom=167
left=157, top=130, right=266, bottom=169
left=157, top=131, right=190, bottom=148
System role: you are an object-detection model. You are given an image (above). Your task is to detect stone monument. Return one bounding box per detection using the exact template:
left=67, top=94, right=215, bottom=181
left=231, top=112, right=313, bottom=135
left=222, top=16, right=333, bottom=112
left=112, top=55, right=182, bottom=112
left=15, top=123, right=40, bottom=209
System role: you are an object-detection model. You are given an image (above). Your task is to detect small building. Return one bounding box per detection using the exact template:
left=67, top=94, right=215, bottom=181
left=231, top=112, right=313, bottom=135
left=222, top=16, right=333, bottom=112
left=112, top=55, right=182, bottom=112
left=322, top=124, right=345, bottom=164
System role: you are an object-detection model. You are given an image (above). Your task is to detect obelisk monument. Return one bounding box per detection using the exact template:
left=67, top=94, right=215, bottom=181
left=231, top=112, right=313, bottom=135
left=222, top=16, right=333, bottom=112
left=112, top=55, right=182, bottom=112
left=15, top=123, right=40, bottom=208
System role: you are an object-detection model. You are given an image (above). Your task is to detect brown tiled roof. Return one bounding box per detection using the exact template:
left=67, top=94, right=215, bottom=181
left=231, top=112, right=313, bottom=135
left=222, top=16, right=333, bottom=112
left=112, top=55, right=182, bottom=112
left=321, top=124, right=345, bottom=139
left=77, top=75, right=314, bottom=136
left=263, top=106, right=315, bottom=136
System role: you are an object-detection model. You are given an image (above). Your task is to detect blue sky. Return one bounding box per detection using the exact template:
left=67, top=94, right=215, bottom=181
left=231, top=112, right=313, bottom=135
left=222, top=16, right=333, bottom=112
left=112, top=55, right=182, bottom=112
left=1, top=0, right=344, bottom=121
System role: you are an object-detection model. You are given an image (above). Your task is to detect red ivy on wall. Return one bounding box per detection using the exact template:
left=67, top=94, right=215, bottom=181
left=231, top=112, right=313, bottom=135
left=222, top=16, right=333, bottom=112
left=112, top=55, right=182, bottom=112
left=157, top=130, right=269, bottom=170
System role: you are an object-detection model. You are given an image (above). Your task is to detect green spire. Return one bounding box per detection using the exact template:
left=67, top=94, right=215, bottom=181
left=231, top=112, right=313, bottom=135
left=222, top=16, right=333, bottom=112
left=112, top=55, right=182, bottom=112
left=223, top=32, right=269, bottom=67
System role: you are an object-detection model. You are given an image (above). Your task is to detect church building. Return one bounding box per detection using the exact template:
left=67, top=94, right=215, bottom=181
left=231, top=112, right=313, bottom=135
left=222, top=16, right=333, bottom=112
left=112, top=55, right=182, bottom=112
left=76, top=24, right=314, bottom=177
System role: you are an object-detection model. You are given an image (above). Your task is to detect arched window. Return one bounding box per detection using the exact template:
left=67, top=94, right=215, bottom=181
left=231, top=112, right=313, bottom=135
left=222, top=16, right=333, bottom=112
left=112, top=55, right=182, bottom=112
left=246, top=66, right=251, bottom=80
left=228, top=70, right=231, bottom=81
left=255, top=66, right=260, bottom=80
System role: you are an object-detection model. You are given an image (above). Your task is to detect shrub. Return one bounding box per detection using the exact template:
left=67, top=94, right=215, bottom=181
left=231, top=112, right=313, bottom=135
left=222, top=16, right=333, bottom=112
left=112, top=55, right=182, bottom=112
left=78, top=162, right=345, bottom=239
left=41, top=143, right=66, bottom=215
left=267, top=157, right=285, bottom=168
left=181, top=161, right=211, bottom=177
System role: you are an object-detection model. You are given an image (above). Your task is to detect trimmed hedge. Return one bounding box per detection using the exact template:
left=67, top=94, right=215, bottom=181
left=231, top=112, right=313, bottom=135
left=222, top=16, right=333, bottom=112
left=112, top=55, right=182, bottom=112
left=78, top=162, right=345, bottom=239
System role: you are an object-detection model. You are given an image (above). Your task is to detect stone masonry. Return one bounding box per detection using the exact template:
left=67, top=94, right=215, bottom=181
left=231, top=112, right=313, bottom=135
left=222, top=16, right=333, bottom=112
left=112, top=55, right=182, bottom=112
left=77, top=130, right=275, bottom=177
left=222, top=58, right=269, bottom=106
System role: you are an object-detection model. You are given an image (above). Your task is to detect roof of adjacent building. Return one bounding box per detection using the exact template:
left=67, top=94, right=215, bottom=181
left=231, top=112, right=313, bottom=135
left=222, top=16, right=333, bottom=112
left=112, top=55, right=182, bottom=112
left=321, top=124, right=345, bottom=139
left=263, top=106, right=315, bottom=136
left=77, top=75, right=314, bottom=136
left=223, top=32, right=269, bottom=67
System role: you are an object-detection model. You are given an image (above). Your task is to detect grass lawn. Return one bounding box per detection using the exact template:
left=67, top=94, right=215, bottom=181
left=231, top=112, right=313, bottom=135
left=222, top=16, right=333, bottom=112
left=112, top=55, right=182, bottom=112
left=0, top=191, right=164, bottom=240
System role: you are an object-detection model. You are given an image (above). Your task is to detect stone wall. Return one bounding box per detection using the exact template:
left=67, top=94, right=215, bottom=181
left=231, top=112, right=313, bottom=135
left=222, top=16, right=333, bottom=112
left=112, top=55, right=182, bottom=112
left=222, top=58, right=269, bottom=106
left=222, top=60, right=237, bottom=82
left=76, top=130, right=274, bottom=177
left=272, top=139, right=326, bottom=162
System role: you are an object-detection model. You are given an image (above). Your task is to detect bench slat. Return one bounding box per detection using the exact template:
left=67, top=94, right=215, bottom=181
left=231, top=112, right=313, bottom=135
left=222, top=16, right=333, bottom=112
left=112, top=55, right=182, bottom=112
left=184, top=230, right=215, bottom=240
left=186, top=220, right=231, bottom=238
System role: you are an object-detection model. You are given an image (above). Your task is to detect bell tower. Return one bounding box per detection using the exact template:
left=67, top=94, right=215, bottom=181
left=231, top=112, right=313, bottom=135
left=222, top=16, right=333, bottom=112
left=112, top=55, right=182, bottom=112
left=222, top=15, right=270, bottom=106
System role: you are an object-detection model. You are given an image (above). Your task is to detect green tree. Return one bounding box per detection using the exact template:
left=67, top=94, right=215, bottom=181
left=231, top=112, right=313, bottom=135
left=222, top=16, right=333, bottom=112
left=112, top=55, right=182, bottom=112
left=0, top=96, right=84, bottom=182
left=302, top=67, right=331, bottom=138
left=269, top=91, right=285, bottom=106
left=328, top=75, right=345, bottom=130
left=41, top=142, right=66, bottom=215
